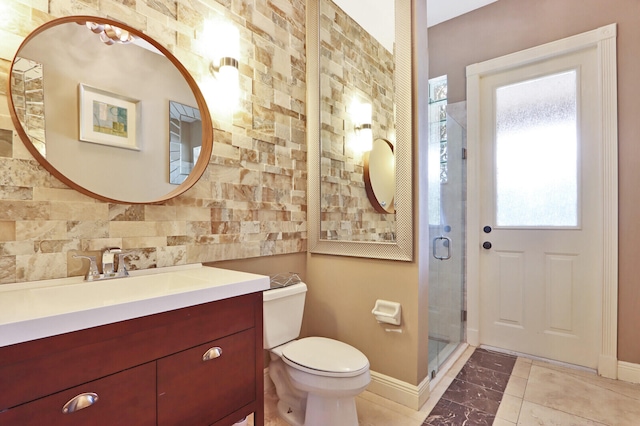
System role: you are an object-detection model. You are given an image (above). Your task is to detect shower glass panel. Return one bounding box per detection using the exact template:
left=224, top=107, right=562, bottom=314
left=427, top=76, right=466, bottom=377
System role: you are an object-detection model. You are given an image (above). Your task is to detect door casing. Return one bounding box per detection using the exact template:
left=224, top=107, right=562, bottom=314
left=465, top=24, right=618, bottom=378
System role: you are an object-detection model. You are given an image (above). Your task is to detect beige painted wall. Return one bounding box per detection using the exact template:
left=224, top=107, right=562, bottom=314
left=428, top=0, right=640, bottom=364
left=305, top=255, right=423, bottom=384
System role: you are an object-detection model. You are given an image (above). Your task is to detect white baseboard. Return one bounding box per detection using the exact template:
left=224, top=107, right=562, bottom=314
left=618, top=361, right=640, bottom=384
left=598, top=354, right=618, bottom=379
left=366, top=370, right=430, bottom=410
left=265, top=366, right=430, bottom=410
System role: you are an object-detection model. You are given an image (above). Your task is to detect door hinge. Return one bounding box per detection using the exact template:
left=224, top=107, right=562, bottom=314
left=462, top=148, right=467, bottom=159
left=461, top=309, right=467, bottom=322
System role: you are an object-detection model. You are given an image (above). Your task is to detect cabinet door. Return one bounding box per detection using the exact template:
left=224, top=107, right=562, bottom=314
left=0, top=362, right=156, bottom=426
left=158, top=329, right=256, bottom=426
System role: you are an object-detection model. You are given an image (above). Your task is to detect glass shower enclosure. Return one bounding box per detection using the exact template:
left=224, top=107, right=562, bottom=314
left=427, top=76, right=466, bottom=377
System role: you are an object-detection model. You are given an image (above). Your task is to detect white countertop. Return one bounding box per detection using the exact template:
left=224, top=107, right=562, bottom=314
left=0, top=264, right=269, bottom=348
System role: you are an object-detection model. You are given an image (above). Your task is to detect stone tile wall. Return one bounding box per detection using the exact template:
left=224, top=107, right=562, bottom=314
left=10, top=58, right=45, bottom=156
left=318, top=0, right=396, bottom=242
left=0, top=0, right=306, bottom=284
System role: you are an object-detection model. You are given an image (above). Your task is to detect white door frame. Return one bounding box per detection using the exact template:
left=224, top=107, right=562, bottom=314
left=465, top=24, right=618, bottom=378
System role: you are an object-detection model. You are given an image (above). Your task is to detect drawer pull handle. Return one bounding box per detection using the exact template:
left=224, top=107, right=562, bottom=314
left=62, top=392, right=99, bottom=414
left=202, top=346, right=222, bottom=361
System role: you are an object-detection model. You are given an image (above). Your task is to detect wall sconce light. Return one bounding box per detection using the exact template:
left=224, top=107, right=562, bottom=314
left=202, top=20, right=240, bottom=109
left=352, top=101, right=373, bottom=152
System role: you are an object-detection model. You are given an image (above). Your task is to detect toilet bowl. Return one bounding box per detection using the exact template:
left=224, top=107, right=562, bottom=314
left=263, top=283, right=371, bottom=426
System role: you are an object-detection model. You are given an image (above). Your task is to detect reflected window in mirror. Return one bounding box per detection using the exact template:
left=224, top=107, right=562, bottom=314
left=11, top=57, right=46, bottom=156
left=169, top=101, right=202, bottom=185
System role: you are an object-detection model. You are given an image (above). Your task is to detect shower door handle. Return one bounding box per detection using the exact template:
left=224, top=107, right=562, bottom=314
left=433, top=236, right=452, bottom=260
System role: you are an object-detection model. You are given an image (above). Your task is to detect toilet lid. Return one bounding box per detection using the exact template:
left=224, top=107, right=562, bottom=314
left=282, top=337, right=370, bottom=378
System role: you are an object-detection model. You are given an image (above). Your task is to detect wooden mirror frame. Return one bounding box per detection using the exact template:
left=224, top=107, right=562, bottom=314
left=7, top=16, right=213, bottom=204
left=307, top=0, right=413, bottom=260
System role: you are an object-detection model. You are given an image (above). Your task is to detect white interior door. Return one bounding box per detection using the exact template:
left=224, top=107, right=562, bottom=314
left=466, top=25, right=619, bottom=371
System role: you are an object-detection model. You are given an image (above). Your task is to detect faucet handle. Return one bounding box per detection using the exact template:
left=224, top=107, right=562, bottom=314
left=116, top=252, right=131, bottom=277
left=73, top=255, right=100, bottom=281
left=102, top=247, right=122, bottom=275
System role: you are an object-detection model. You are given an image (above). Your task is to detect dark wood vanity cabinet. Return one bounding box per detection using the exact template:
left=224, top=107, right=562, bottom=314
left=0, top=292, right=264, bottom=426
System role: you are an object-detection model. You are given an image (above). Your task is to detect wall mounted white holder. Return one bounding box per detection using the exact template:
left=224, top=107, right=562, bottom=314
left=372, top=299, right=402, bottom=325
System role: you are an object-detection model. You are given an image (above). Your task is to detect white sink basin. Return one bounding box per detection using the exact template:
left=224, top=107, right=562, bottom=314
left=0, top=264, right=269, bottom=347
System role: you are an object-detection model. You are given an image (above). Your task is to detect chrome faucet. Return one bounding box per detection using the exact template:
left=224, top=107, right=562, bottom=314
left=73, top=255, right=101, bottom=281
left=102, top=247, right=121, bottom=276
left=74, top=247, right=130, bottom=282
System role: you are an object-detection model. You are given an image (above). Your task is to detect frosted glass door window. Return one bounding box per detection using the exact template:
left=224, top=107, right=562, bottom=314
left=495, top=70, right=578, bottom=227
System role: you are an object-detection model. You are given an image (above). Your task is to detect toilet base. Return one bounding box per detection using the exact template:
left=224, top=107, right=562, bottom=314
left=303, top=393, right=359, bottom=426
left=276, top=399, right=305, bottom=426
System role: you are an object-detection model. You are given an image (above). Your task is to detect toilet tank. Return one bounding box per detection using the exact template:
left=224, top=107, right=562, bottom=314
left=263, top=282, right=307, bottom=349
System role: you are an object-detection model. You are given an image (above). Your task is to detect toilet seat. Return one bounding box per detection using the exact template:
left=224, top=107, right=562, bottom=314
left=281, top=337, right=369, bottom=378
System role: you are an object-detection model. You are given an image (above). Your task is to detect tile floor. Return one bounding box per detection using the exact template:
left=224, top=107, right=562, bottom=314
left=423, top=348, right=517, bottom=424
left=251, top=346, right=640, bottom=425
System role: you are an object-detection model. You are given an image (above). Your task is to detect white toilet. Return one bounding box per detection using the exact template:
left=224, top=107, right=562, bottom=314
left=263, top=282, right=371, bottom=426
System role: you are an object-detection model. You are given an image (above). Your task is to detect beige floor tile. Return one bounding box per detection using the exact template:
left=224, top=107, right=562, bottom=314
left=495, top=394, right=522, bottom=424
left=533, top=360, right=640, bottom=400
left=517, top=400, right=606, bottom=426
left=355, top=395, right=425, bottom=426
left=492, top=418, right=516, bottom=426
left=504, top=374, right=527, bottom=398
left=511, top=357, right=532, bottom=379
left=524, top=364, right=640, bottom=425
left=251, top=388, right=289, bottom=426
left=357, top=391, right=426, bottom=422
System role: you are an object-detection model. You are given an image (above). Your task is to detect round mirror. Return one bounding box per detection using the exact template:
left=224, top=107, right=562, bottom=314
left=7, top=16, right=212, bottom=204
left=364, top=138, right=395, bottom=214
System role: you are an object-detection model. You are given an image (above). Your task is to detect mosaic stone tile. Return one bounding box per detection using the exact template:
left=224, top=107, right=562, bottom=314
left=0, top=200, right=49, bottom=221
left=442, top=378, right=503, bottom=415
left=66, top=220, right=110, bottom=239
left=0, top=255, right=17, bottom=284
left=0, top=158, right=50, bottom=188
left=123, top=248, right=157, bottom=270
left=456, top=361, right=512, bottom=392
left=0, top=186, right=33, bottom=200
left=186, top=221, right=212, bottom=237
left=109, top=204, right=145, bottom=221
left=167, top=235, right=193, bottom=246
left=423, top=399, right=495, bottom=426
left=122, top=236, right=167, bottom=249
left=16, top=252, right=66, bottom=282
left=16, top=220, right=66, bottom=241
left=0, top=221, right=16, bottom=242
left=81, top=238, right=123, bottom=252
left=109, top=221, right=159, bottom=238
left=467, top=349, right=518, bottom=375
left=0, top=129, right=12, bottom=158
left=36, top=239, right=80, bottom=254
left=156, top=245, right=186, bottom=267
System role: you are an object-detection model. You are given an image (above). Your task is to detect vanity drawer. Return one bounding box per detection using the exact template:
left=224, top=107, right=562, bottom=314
left=0, top=362, right=156, bottom=426
left=0, top=292, right=259, bottom=410
left=157, top=328, right=256, bottom=426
